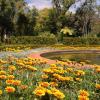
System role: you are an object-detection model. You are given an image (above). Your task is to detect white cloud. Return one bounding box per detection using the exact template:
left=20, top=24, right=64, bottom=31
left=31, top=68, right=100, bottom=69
left=27, top=0, right=52, bottom=9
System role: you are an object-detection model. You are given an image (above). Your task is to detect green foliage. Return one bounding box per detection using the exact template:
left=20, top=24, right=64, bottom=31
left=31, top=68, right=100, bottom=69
left=10, top=36, right=57, bottom=45
left=63, top=37, right=100, bottom=46
left=39, top=32, right=56, bottom=38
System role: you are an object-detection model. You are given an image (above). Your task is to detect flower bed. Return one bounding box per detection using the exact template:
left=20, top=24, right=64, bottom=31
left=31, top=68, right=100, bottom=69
left=0, top=56, right=99, bottom=100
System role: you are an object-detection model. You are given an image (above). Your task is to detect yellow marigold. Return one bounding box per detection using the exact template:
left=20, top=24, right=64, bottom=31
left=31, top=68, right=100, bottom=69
left=27, top=66, right=37, bottom=71
left=7, top=75, right=15, bottom=79
left=34, top=89, right=45, bottom=96
left=79, top=90, right=89, bottom=97
left=76, top=70, right=85, bottom=76
left=17, top=63, right=24, bottom=66
left=0, top=71, right=6, bottom=75
left=5, top=86, right=15, bottom=93
left=75, top=78, right=82, bottom=82
left=96, top=68, right=100, bottom=73
left=51, top=88, right=60, bottom=94
left=46, top=89, right=52, bottom=94
left=6, top=80, right=14, bottom=85
left=43, top=69, right=54, bottom=74
left=0, top=90, right=2, bottom=95
left=57, top=70, right=65, bottom=74
left=39, top=82, right=49, bottom=87
left=8, top=65, right=16, bottom=71
left=50, top=64, right=57, bottom=67
left=65, top=77, right=73, bottom=81
left=41, top=75, right=48, bottom=79
left=53, top=91, right=65, bottom=99
left=50, top=82, right=58, bottom=87
left=66, top=68, right=73, bottom=72
left=33, top=86, right=46, bottom=96
left=96, top=84, right=100, bottom=89
left=0, top=75, right=7, bottom=79
left=13, top=80, right=21, bottom=86
left=78, top=95, right=89, bottom=100
left=53, top=73, right=60, bottom=78
left=50, top=64, right=57, bottom=70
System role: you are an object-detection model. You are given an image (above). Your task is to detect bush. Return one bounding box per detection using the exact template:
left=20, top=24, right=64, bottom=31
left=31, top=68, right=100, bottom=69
left=10, top=36, right=57, bottom=45
left=63, top=37, right=100, bottom=46
left=39, top=31, right=56, bottom=38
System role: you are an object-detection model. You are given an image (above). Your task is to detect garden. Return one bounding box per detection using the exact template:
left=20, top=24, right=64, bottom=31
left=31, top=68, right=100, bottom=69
left=0, top=0, right=100, bottom=100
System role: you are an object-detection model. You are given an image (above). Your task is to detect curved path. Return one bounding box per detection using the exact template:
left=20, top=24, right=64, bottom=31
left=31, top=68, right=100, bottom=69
left=29, top=49, right=100, bottom=68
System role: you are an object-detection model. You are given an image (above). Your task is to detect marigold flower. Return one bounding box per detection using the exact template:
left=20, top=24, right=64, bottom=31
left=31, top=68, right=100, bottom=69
left=13, top=80, right=21, bottom=86
left=0, top=75, right=7, bottom=79
left=8, top=65, right=16, bottom=71
left=53, top=91, right=65, bottom=99
left=96, top=68, right=100, bottom=73
left=33, top=89, right=45, bottom=96
left=78, top=95, right=89, bottom=100
left=33, top=86, right=46, bottom=96
left=79, top=90, right=89, bottom=97
left=96, top=84, right=100, bottom=89
left=0, top=90, right=2, bottom=95
left=66, top=68, right=73, bottom=72
left=39, top=82, right=49, bottom=87
left=5, top=86, right=15, bottom=93
left=46, top=89, right=52, bottom=94
left=51, top=88, right=65, bottom=99
left=27, top=66, right=37, bottom=71
left=7, top=75, right=15, bottom=79
left=50, top=82, right=58, bottom=87
left=75, top=78, right=82, bottom=82
left=65, top=77, right=73, bottom=81
left=0, top=71, right=6, bottom=75
left=43, top=69, right=54, bottom=74
left=6, top=80, right=14, bottom=85
left=41, top=75, right=48, bottom=79
left=76, top=70, right=85, bottom=76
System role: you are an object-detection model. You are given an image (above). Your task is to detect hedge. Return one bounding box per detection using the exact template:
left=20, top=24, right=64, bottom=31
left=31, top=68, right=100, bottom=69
left=10, top=36, right=57, bottom=45
left=63, top=37, right=100, bottom=46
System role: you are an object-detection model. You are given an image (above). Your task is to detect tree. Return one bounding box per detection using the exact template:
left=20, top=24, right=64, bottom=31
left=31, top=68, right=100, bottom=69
left=52, top=0, right=75, bottom=16
left=0, top=0, right=25, bottom=42
left=75, top=0, right=96, bottom=36
left=34, top=8, right=50, bottom=33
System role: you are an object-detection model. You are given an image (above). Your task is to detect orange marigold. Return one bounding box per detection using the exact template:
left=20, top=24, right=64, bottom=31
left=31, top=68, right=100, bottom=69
left=13, top=80, right=21, bottom=86
left=96, top=84, right=100, bottom=89
left=0, top=75, right=7, bottom=79
left=79, top=90, right=89, bottom=97
left=8, top=65, right=16, bottom=71
left=39, top=82, right=49, bottom=87
left=7, top=75, right=15, bottom=79
left=5, top=86, right=15, bottom=93
left=6, top=80, right=14, bottom=85
left=78, top=95, right=89, bottom=100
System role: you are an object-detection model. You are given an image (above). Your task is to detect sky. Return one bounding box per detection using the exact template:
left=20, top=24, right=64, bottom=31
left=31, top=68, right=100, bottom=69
left=25, top=0, right=52, bottom=9
left=25, top=0, right=100, bottom=13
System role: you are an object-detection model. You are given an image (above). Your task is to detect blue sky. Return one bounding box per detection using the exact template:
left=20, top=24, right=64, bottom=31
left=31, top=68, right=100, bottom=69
left=25, top=0, right=52, bottom=9
left=25, top=0, right=100, bottom=12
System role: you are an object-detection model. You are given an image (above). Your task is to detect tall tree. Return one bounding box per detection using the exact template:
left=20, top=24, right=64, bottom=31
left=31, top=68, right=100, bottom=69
left=0, top=0, right=25, bottom=42
left=75, top=0, right=96, bottom=36
left=52, top=0, right=75, bottom=16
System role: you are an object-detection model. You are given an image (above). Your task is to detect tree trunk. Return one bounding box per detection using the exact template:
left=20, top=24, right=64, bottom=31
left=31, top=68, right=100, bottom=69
left=1, top=28, right=4, bottom=43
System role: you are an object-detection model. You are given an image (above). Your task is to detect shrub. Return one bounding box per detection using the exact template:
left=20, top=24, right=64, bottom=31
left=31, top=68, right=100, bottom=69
left=10, top=36, right=57, bottom=45
left=63, top=37, right=100, bottom=46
